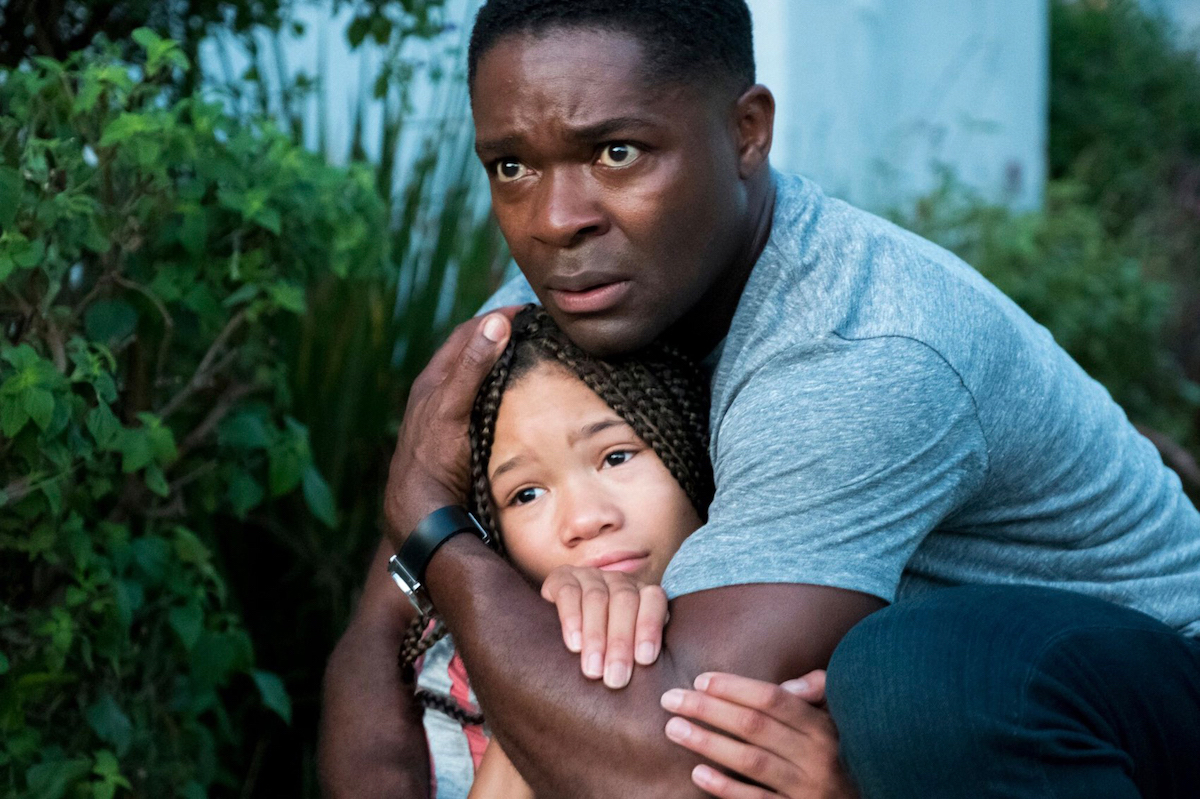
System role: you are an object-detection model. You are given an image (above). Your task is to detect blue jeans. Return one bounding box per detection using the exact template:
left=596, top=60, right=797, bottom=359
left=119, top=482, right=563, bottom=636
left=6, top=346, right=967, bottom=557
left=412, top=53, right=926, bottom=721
left=826, top=585, right=1200, bottom=798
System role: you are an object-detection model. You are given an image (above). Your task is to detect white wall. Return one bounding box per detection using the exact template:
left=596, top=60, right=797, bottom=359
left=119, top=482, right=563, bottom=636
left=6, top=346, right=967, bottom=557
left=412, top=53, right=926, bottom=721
left=748, top=0, right=1048, bottom=211
left=205, top=1, right=1050, bottom=213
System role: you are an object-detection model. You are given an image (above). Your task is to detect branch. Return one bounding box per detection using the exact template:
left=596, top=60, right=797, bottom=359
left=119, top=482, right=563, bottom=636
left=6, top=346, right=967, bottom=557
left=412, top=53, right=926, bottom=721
left=176, top=381, right=257, bottom=458
left=158, top=310, right=246, bottom=420
left=112, top=274, right=174, bottom=385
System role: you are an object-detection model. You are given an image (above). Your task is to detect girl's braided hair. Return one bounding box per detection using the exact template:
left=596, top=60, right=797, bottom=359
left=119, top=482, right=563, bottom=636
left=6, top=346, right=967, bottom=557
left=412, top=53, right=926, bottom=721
left=400, top=304, right=714, bottom=726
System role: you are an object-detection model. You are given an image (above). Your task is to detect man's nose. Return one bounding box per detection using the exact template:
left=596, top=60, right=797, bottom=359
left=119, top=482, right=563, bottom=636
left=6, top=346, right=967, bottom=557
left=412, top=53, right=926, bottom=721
left=530, top=168, right=608, bottom=248
left=558, top=484, right=623, bottom=546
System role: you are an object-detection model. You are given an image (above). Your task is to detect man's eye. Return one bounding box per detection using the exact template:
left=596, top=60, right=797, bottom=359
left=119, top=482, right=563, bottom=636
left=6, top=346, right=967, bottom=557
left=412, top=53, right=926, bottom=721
left=597, top=143, right=642, bottom=168
left=603, top=450, right=634, bottom=467
left=511, top=487, right=545, bottom=505
left=494, top=159, right=531, bottom=183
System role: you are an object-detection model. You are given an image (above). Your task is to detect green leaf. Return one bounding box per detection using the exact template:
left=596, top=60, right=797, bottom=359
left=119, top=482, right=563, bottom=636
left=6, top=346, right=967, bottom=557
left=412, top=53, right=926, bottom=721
left=268, top=445, right=304, bottom=497
left=218, top=410, right=271, bottom=450
left=0, top=166, right=21, bottom=230
left=24, top=387, right=55, bottom=430
left=117, top=428, right=154, bottom=473
left=131, top=27, right=162, bottom=50
left=253, top=205, right=282, bottom=235
left=0, top=650, right=9, bottom=674
left=251, top=669, right=292, bottom=724
left=99, top=113, right=152, bottom=146
left=132, top=536, right=170, bottom=581
left=226, top=469, right=264, bottom=517
left=169, top=602, right=204, bottom=651
left=85, top=694, right=133, bottom=756
left=26, top=758, right=92, bottom=799
left=302, top=465, right=337, bottom=527
left=12, top=237, right=45, bottom=268
left=86, top=403, right=122, bottom=449
left=267, top=281, right=305, bottom=314
left=1, top=395, right=29, bottom=438
left=223, top=283, right=260, bottom=307
left=113, top=580, right=144, bottom=629
left=144, top=463, right=170, bottom=497
left=84, top=300, right=138, bottom=343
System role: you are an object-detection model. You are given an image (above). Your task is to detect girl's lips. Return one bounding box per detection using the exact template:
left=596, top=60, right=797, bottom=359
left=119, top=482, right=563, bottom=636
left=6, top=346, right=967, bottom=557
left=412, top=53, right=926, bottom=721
left=548, top=280, right=631, bottom=314
left=589, top=552, right=650, bottom=573
left=598, top=557, right=648, bottom=574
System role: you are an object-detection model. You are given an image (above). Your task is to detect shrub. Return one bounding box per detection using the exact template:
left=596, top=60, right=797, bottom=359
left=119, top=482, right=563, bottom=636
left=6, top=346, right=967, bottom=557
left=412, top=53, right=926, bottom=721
left=0, top=32, right=389, bottom=798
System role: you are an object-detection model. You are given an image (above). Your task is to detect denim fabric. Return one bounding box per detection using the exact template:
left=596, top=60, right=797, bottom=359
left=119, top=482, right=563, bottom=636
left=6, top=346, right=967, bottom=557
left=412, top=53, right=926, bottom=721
left=827, top=585, right=1200, bottom=798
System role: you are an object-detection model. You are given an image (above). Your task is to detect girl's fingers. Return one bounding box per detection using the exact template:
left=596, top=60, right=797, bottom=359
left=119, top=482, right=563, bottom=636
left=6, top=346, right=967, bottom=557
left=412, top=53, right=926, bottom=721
left=661, top=688, right=811, bottom=764
left=691, top=764, right=777, bottom=799
left=601, top=577, right=643, bottom=688
left=633, top=585, right=668, bottom=666
left=664, top=715, right=799, bottom=793
left=692, top=672, right=830, bottom=733
left=780, top=670, right=827, bottom=707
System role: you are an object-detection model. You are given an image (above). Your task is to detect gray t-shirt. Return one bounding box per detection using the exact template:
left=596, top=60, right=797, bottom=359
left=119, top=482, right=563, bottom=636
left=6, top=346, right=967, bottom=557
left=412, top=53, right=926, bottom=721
left=481, top=171, right=1200, bottom=638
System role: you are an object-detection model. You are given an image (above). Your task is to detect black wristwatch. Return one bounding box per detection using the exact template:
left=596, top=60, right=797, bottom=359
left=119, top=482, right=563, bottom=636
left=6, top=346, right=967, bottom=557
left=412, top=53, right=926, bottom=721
left=388, top=505, right=491, bottom=614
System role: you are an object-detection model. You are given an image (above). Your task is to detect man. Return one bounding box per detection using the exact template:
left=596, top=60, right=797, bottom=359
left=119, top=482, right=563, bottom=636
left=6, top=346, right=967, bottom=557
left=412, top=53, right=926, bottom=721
left=320, top=1, right=1200, bottom=797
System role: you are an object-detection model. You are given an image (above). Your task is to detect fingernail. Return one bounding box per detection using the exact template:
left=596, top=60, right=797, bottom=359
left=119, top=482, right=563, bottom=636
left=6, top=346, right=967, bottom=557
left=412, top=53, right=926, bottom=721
left=660, top=689, right=684, bottom=711
left=568, top=631, right=582, bottom=652
left=481, top=315, right=505, bottom=343
left=781, top=678, right=810, bottom=694
left=636, top=642, right=656, bottom=664
left=692, top=764, right=718, bottom=786
left=585, top=652, right=603, bottom=679
left=604, top=661, right=631, bottom=689
left=693, top=673, right=711, bottom=691
left=665, top=717, right=692, bottom=741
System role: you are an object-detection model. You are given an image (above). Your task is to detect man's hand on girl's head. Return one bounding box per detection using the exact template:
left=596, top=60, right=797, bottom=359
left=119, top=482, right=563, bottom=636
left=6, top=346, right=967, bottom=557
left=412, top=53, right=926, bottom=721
left=541, top=565, right=669, bottom=689
left=383, top=307, right=521, bottom=550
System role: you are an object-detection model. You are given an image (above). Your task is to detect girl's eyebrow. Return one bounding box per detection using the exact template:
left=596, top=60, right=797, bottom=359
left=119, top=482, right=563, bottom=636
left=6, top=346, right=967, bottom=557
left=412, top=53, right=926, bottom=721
left=568, top=418, right=629, bottom=446
left=489, top=453, right=528, bottom=484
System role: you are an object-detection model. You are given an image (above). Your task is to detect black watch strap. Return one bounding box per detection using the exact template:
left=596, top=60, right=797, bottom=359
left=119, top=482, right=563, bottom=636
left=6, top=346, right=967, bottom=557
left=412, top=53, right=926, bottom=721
left=396, top=505, right=490, bottom=583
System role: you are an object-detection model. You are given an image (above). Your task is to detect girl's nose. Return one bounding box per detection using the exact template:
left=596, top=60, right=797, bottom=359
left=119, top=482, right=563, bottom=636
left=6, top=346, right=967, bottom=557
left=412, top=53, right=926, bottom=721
left=558, top=484, right=623, bottom=546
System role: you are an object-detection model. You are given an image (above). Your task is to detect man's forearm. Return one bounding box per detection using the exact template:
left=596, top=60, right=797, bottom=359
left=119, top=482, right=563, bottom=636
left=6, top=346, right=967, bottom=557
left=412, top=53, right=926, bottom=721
left=426, top=535, right=880, bottom=798
left=320, top=541, right=430, bottom=798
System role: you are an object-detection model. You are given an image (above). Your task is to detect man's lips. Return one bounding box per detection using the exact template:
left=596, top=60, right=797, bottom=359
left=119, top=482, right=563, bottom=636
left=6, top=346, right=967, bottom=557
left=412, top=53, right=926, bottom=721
left=587, top=550, right=650, bottom=573
left=547, top=280, right=631, bottom=314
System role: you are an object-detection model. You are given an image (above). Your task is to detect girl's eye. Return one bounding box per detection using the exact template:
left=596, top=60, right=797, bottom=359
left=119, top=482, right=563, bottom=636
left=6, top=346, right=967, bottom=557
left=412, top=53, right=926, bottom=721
left=511, top=487, right=546, bottom=506
left=597, top=143, right=642, bottom=168
left=494, top=159, right=531, bottom=183
left=603, top=450, right=634, bottom=467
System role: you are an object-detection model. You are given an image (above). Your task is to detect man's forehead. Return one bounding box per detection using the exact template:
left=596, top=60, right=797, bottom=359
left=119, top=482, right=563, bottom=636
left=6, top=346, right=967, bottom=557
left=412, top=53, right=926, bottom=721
left=470, top=28, right=689, bottom=137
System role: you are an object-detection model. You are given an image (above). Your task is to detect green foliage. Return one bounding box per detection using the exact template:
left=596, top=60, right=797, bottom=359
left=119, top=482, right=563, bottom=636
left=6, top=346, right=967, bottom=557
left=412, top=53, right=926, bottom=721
left=900, top=175, right=1199, bottom=447
left=0, top=35, right=390, bottom=797
left=1050, top=0, right=1200, bottom=397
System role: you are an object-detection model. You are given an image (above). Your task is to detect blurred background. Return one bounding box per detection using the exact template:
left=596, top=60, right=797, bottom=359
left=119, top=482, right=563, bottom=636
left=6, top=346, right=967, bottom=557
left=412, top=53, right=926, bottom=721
left=1, top=0, right=1198, bottom=796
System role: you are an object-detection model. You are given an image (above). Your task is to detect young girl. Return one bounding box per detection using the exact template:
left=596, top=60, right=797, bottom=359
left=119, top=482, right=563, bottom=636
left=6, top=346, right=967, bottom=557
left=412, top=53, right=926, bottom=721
left=402, top=304, right=714, bottom=798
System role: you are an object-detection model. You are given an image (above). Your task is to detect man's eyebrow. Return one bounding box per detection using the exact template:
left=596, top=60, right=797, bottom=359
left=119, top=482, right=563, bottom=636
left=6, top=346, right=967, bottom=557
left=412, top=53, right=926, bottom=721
left=568, top=418, right=629, bottom=446
left=474, top=116, right=659, bottom=158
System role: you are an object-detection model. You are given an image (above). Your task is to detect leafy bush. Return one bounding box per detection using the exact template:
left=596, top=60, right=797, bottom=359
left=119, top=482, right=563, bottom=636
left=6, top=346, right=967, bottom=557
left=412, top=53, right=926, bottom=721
left=0, top=32, right=390, bottom=798
left=900, top=175, right=1200, bottom=451
left=1050, top=0, right=1200, bottom=397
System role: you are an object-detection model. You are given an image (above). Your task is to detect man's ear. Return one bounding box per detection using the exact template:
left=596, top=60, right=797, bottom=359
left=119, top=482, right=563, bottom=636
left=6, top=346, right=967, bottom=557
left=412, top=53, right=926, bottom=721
left=733, top=85, right=775, bottom=179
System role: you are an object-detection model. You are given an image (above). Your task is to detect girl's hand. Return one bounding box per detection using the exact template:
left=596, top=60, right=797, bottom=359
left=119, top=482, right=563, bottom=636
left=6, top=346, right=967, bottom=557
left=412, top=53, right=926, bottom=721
left=660, top=671, right=858, bottom=799
left=540, top=565, right=669, bottom=689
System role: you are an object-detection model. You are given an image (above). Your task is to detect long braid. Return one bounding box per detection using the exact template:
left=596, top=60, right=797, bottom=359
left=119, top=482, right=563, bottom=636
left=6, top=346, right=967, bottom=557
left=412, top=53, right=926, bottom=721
left=405, top=304, right=713, bottom=728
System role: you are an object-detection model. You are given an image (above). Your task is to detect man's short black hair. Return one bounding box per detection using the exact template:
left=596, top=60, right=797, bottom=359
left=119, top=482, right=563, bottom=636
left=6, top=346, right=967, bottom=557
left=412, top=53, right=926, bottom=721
left=468, top=0, right=755, bottom=93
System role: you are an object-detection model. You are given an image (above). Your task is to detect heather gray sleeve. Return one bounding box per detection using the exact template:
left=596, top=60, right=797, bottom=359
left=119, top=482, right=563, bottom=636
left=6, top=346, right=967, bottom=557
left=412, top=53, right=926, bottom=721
left=661, top=335, right=989, bottom=601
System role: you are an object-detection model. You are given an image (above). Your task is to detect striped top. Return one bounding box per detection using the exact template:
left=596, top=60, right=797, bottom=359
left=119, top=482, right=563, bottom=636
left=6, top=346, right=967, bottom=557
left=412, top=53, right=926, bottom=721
left=417, top=634, right=490, bottom=798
